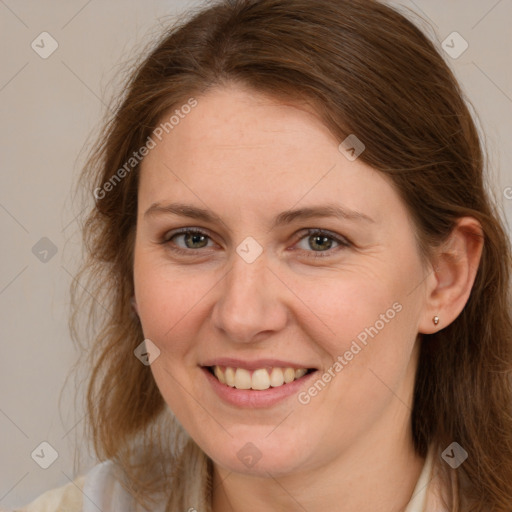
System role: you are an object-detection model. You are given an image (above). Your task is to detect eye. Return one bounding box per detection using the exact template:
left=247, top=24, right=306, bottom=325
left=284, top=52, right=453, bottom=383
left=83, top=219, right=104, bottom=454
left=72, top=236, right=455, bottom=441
left=161, top=228, right=215, bottom=254
left=293, top=229, right=351, bottom=258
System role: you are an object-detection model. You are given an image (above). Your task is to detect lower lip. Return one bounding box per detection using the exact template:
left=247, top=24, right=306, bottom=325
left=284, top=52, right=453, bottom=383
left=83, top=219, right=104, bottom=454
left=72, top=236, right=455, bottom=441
left=201, top=367, right=318, bottom=408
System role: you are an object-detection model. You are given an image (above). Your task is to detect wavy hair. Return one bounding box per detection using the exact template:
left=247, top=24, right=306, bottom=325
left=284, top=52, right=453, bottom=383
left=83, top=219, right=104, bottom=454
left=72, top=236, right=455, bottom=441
left=69, top=0, right=512, bottom=510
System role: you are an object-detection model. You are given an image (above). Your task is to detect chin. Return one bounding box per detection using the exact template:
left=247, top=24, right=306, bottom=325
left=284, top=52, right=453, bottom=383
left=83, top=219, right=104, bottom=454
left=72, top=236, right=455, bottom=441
left=204, top=434, right=311, bottom=477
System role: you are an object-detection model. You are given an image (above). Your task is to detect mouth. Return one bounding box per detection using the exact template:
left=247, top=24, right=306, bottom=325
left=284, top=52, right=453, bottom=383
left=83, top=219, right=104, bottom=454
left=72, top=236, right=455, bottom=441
left=205, top=365, right=317, bottom=391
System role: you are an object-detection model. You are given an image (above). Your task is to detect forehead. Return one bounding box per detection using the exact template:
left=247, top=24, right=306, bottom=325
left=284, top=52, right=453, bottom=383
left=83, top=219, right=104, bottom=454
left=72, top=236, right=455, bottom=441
left=137, top=84, right=401, bottom=226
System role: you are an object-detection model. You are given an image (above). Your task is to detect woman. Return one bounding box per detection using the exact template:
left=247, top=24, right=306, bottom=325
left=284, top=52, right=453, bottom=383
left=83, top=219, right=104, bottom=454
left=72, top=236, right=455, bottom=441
left=13, top=0, right=512, bottom=511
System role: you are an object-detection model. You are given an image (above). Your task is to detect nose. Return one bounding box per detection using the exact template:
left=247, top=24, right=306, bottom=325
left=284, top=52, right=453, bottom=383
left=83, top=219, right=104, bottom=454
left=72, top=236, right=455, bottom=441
left=211, top=251, right=289, bottom=344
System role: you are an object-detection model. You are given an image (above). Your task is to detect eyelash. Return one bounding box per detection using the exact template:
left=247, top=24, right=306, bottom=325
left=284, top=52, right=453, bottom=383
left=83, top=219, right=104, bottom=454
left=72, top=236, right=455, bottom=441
left=159, top=227, right=351, bottom=258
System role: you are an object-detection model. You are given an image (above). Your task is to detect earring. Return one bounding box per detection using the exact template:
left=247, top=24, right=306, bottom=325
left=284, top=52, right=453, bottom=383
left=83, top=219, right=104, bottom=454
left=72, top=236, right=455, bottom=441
left=433, top=316, right=440, bottom=326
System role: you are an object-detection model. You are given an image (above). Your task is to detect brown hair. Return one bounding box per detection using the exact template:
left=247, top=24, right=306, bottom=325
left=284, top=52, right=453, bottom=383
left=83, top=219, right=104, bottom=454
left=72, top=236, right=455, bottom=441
left=70, top=0, right=512, bottom=510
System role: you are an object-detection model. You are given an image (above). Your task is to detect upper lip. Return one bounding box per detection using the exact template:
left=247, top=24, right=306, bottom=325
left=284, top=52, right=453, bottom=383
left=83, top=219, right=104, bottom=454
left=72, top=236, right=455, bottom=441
left=201, top=358, right=317, bottom=371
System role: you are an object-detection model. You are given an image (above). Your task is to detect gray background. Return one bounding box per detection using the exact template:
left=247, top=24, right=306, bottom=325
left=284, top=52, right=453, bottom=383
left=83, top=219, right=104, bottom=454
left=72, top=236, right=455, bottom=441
left=1, top=0, right=511, bottom=508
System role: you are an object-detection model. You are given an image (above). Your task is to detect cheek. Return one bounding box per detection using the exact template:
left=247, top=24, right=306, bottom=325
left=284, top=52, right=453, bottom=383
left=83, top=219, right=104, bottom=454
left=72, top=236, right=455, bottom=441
left=133, top=254, right=207, bottom=352
left=292, top=278, right=417, bottom=443
left=290, top=268, right=405, bottom=357
left=132, top=256, right=210, bottom=415
left=295, top=255, right=422, bottom=395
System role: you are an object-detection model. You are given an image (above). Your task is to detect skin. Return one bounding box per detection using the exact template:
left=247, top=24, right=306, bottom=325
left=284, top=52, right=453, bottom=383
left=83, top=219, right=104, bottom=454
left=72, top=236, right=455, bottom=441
left=133, top=83, right=483, bottom=512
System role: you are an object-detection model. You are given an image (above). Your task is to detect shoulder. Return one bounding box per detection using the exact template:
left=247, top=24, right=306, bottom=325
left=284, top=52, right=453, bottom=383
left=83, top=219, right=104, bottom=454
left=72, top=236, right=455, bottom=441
left=9, top=460, right=138, bottom=512
left=9, top=460, right=168, bottom=512
left=9, top=474, right=86, bottom=512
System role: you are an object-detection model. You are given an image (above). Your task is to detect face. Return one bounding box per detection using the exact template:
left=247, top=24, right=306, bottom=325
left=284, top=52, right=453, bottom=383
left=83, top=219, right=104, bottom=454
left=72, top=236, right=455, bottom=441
left=133, top=84, right=429, bottom=477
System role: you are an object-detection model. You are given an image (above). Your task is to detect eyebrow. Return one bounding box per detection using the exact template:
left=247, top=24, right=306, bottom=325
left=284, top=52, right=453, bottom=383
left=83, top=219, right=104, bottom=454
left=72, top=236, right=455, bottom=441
left=144, top=202, right=375, bottom=228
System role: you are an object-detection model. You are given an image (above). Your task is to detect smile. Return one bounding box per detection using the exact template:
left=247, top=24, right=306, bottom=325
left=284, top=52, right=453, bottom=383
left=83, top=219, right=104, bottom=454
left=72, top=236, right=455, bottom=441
left=208, top=365, right=314, bottom=390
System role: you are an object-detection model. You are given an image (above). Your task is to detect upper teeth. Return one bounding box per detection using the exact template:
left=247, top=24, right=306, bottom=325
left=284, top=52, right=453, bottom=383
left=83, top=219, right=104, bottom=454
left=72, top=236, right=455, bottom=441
left=212, top=366, right=308, bottom=390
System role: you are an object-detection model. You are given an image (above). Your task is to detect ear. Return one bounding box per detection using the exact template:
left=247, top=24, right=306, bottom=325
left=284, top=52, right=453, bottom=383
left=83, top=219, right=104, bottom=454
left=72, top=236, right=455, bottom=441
left=418, top=217, right=484, bottom=334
